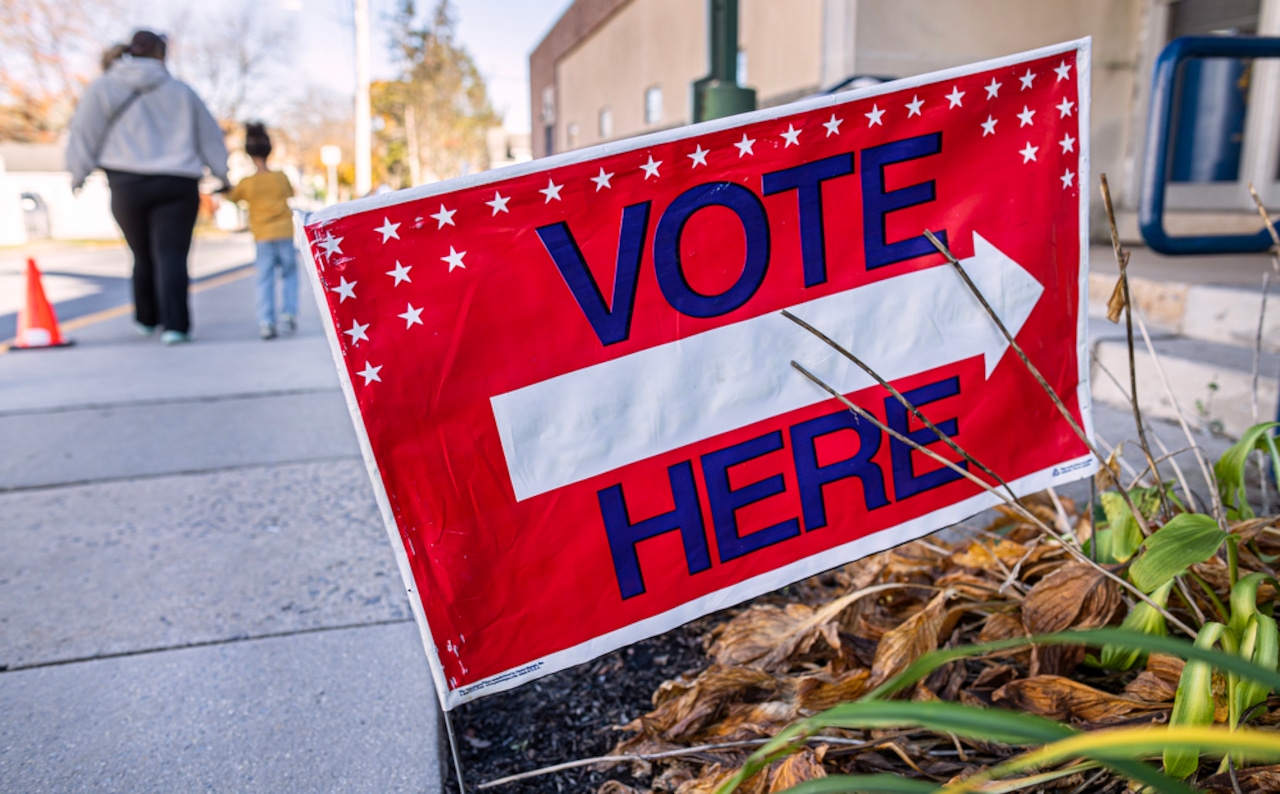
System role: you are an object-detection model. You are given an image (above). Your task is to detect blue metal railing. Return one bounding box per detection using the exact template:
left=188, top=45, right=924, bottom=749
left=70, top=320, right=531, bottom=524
left=1140, top=35, right=1280, bottom=255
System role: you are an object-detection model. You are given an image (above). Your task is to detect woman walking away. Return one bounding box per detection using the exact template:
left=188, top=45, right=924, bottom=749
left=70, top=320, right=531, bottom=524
left=66, top=30, right=229, bottom=345
left=225, top=123, right=298, bottom=340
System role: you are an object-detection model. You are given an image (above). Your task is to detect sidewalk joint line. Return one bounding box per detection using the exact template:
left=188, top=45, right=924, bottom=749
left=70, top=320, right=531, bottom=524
left=0, top=617, right=415, bottom=674
left=0, top=386, right=341, bottom=418
left=0, top=454, right=363, bottom=494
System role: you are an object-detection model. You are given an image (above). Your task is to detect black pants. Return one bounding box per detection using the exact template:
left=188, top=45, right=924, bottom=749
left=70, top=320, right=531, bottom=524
left=106, top=171, right=200, bottom=334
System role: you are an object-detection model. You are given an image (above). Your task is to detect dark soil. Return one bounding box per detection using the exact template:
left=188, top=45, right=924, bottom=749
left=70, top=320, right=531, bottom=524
left=443, top=616, right=721, bottom=794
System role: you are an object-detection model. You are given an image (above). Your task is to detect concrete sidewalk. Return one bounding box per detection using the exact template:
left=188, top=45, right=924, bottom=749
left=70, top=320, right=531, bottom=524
left=0, top=258, right=444, bottom=792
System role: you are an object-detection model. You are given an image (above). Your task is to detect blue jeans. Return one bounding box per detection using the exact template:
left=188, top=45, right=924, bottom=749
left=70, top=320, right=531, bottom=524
left=254, top=238, right=298, bottom=327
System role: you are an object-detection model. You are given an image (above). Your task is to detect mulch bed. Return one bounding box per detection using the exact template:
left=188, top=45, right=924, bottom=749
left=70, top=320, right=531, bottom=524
left=444, top=616, right=723, bottom=793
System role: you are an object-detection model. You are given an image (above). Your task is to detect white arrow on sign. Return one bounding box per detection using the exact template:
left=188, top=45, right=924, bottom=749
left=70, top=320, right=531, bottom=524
left=491, top=232, right=1044, bottom=502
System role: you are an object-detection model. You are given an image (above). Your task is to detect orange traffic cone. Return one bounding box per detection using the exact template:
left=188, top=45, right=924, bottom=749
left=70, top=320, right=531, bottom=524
left=13, top=258, right=73, bottom=349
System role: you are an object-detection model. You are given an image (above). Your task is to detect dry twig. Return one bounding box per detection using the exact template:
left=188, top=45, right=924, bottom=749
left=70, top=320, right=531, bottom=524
left=790, top=359, right=1198, bottom=638
left=922, top=228, right=1155, bottom=539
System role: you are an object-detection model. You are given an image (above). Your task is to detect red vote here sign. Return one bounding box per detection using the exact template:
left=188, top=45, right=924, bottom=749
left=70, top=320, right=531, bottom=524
left=300, top=39, right=1096, bottom=709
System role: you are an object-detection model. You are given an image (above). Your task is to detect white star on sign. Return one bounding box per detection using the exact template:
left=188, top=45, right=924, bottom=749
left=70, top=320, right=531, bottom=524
left=1057, top=97, right=1075, bottom=117
left=1019, top=142, right=1039, bottom=163
left=441, top=246, right=466, bottom=272
left=386, top=260, right=411, bottom=286
left=357, top=362, right=381, bottom=384
left=317, top=232, right=344, bottom=259
left=734, top=133, right=755, bottom=157
left=330, top=276, right=356, bottom=302
left=344, top=319, right=369, bottom=345
left=640, top=155, right=661, bottom=179
left=590, top=167, right=614, bottom=190
left=1054, top=61, right=1072, bottom=81
left=485, top=191, right=509, bottom=215
left=399, top=303, right=423, bottom=328
left=865, top=104, right=885, bottom=126
left=945, top=86, right=965, bottom=108
left=687, top=144, right=709, bottom=167
left=981, top=115, right=997, bottom=136
left=823, top=114, right=843, bottom=136
left=539, top=178, right=563, bottom=203
left=1017, top=106, right=1036, bottom=127
left=985, top=78, right=1002, bottom=99
left=905, top=95, right=924, bottom=117
left=430, top=204, right=456, bottom=229
left=375, top=217, right=400, bottom=243
left=1061, top=168, right=1075, bottom=188
left=781, top=124, right=801, bottom=146
left=1059, top=133, right=1076, bottom=153
left=1019, top=69, right=1036, bottom=90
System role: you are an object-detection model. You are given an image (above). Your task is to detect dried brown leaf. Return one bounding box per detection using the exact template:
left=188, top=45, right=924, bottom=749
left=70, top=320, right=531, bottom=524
left=948, top=540, right=1030, bottom=570
left=705, top=700, right=799, bottom=741
left=1199, top=763, right=1280, bottom=793
left=972, top=663, right=1018, bottom=688
left=768, top=747, right=827, bottom=791
left=1095, top=446, right=1123, bottom=491
left=795, top=668, right=871, bottom=712
left=992, top=675, right=1157, bottom=722
left=1023, top=563, right=1120, bottom=633
left=705, top=603, right=816, bottom=668
left=869, top=590, right=952, bottom=689
left=1106, top=273, right=1127, bottom=323
left=1022, top=563, right=1120, bottom=675
left=1123, top=653, right=1184, bottom=703
left=979, top=612, right=1026, bottom=644
left=675, top=764, right=766, bottom=794
left=629, top=666, right=780, bottom=741
left=598, top=782, right=647, bottom=794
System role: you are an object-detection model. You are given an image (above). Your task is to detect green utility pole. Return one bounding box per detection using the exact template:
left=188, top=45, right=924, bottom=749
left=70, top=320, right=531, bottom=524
left=692, top=0, right=756, bottom=122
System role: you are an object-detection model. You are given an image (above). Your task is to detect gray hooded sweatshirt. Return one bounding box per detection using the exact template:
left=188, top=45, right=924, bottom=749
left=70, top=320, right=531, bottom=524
left=66, top=57, right=229, bottom=189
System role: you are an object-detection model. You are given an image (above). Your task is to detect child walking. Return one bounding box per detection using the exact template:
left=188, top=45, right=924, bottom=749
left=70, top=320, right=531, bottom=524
left=226, top=123, right=297, bottom=339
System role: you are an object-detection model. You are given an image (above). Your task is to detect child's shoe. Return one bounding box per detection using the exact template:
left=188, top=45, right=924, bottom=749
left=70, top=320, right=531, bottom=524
left=280, top=314, right=297, bottom=335
left=259, top=323, right=277, bottom=340
left=133, top=321, right=156, bottom=336
left=160, top=330, right=190, bottom=345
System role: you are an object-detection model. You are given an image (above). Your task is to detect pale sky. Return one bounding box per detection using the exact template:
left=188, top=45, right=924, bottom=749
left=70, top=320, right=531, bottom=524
left=117, top=0, right=574, bottom=133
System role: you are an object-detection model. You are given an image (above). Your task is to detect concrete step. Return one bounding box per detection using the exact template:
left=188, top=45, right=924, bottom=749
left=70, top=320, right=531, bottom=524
left=1087, top=270, right=1280, bottom=353
left=1089, top=319, right=1280, bottom=438
left=1083, top=246, right=1280, bottom=438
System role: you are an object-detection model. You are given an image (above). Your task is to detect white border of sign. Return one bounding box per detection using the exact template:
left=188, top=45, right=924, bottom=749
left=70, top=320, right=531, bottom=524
left=298, top=36, right=1095, bottom=711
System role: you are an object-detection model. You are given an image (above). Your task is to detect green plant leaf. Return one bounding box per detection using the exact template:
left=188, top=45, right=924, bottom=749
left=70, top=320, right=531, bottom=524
left=713, top=700, right=1077, bottom=794
left=1098, top=581, right=1173, bottom=670
left=1165, top=622, right=1225, bottom=779
left=1095, top=491, right=1142, bottom=563
left=1229, top=572, right=1279, bottom=639
left=1216, top=421, right=1280, bottom=520
left=862, top=628, right=1280, bottom=702
left=773, top=775, right=939, bottom=793
left=940, top=725, right=1280, bottom=794
left=1128, top=514, right=1228, bottom=593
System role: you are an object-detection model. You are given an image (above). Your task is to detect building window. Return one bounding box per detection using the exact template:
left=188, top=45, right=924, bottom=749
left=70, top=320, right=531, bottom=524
left=645, top=85, right=663, bottom=125
left=544, top=125, right=554, bottom=157
left=598, top=107, right=613, bottom=139
left=737, top=49, right=748, bottom=86
left=541, top=86, right=555, bottom=124
left=567, top=123, right=580, bottom=149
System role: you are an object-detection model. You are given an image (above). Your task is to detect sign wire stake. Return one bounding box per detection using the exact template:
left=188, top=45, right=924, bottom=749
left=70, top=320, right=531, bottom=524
left=441, top=704, right=468, bottom=793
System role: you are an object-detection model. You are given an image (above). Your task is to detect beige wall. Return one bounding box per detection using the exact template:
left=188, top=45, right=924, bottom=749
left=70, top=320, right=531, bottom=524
left=557, top=0, right=705, bottom=151
left=555, top=0, right=825, bottom=151
left=740, top=0, right=824, bottom=105
left=545, top=0, right=1159, bottom=220
left=850, top=0, right=1147, bottom=216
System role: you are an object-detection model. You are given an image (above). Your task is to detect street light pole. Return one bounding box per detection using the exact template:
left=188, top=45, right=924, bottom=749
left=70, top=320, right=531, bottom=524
left=354, top=0, right=373, bottom=197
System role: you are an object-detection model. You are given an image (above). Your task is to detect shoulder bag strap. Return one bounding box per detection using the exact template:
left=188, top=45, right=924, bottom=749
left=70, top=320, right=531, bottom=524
left=91, top=82, right=158, bottom=167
